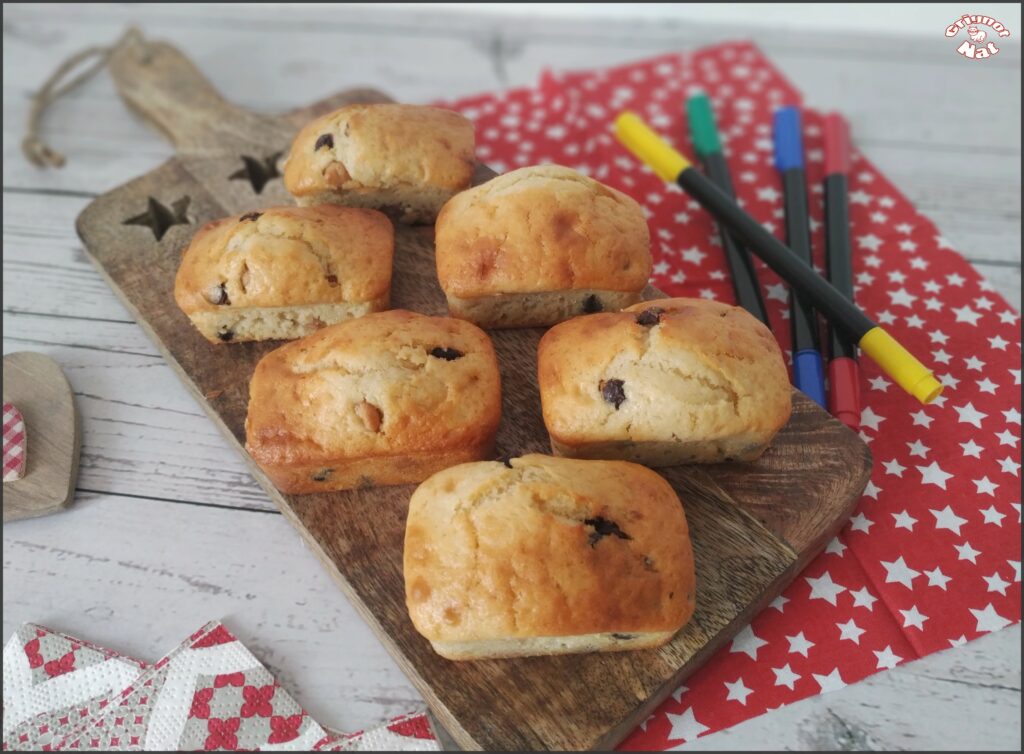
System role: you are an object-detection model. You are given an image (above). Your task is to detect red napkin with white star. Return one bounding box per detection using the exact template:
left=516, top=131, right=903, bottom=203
left=434, top=41, right=1021, bottom=748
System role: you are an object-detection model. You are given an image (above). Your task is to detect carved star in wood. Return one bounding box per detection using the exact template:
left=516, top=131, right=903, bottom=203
left=122, top=196, right=191, bottom=241
left=229, top=152, right=282, bottom=194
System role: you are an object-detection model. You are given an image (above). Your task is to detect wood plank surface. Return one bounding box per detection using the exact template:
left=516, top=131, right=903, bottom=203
left=70, top=32, right=871, bottom=750
left=3, top=4, right=1019, bottom=751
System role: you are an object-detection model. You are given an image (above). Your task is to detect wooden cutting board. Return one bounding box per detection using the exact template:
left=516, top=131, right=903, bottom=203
left=76, top=32, right=871, bottom=751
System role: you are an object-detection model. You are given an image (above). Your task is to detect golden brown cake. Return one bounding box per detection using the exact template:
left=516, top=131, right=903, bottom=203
left=245, top=310, right=501, bottom=493
left=538, top=298, right=792, bottom=465
left=404, top=453, right=695, bottom=660
left=173, top=206, right=393, bottom=343
left=283, top=104, right=475, bottom=224
left=434, top=165, right=652, bottom=328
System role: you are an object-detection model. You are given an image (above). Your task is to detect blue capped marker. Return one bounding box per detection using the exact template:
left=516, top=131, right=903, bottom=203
left=773, top=106, right=826, bottom=407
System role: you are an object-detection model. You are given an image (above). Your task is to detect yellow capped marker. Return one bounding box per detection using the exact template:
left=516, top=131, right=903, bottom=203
left=614, top=111, right=942, bottom=405
left=859, top=328, right=943, bottom=404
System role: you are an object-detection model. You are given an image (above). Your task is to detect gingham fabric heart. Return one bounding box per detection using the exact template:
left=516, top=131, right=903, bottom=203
left=3, top=402, right=27, bottom=482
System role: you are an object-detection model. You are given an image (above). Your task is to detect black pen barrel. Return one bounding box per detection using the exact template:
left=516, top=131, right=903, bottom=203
left=701, top=153, right=771, bottom=327
left=781, top=168, right=818, bottom=353
left=675, top=168, right=876, bottom=340
left=825, top=173, right=858, bottom=360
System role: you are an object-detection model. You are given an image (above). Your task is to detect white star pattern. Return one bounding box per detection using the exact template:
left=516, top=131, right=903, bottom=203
left=765, top=283, right=788, bottom=302
left=969, top=604, right=1011, bottom=634
left=880, top=556, right=920, bottom=589
left=836, top=618, right=865, bottom=644
left=812, top=668, right=847, bottom=693
left=954, top=402, right=988, bottom=428
left=849, top=587, right=878, bottom=610
left=916, top=461, right=953, bottom=489
left=960, top=439, right=984, bottom=458
left=980, top=505, right=1006, bottom=526
left=874, top=646, right=904, bottom=670
left=806, top=573, right=846, bottom=605
left=983, top=572, right=1011, bottom=596
left=848, top=513, right=873, bottom=534
left=998, top=457, right=1020, bottom=476
left=888, top=287, right=917, bottom=307
left=860, top=407, right=885, bottom=432
left=924, top=566, right=952, bottom=590
left=729, top=625, right=768, bottom=660
left=910, top=409, right=933, bottom=428
left=995, top=429, right=1019, bottom=447
left=900, top=606, right=928, bottom=630
left=955, top=541, right=982, bottom=564
left=786, top=631, right=815, bottom=657
left=891, top=510, right=918, bottom=531
left=907, top=440, right=930, bottom=458
left=772, top=664, right=800, bottom=690
left=951, top=305, right=982, bottom=325
left=681, top=247, right=707, bottom=265
left=883, top=459, right=906, bottom=476
left=973, top=476, right=999, bottom=496
left=970, top=374, right=995, bottom=391
left=930, top=506, right=968, bottom=535
left=825, top=537, right=847, bottom=556
left=724, top=678, right=754, bottom=705
left=665, top=708, right=709, bottom=742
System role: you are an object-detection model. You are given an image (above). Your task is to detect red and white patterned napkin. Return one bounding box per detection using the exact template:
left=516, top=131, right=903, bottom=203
left=1, top=623, right=439, bottom=752
left=433, top=41, right=1021, bottom=749
left=3, top=402, right=27, bottom=482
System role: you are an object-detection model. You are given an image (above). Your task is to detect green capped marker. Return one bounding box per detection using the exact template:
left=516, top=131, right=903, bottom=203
left=685, top=93, right=770, bottom=326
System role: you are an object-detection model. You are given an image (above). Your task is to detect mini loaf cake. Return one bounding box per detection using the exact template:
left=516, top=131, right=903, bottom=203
left=245, top=310, right=501, bottom=494
left=538, top=298, right=792, bottom=466
left=174, top=206, right=393, bottom=343
left=404, top=454, right=695, bottom=660
left=434, top=165, right=652, bottom=328
left=283, top=104, right=475, bottom=224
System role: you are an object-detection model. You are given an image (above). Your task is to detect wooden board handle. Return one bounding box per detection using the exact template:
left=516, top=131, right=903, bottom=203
left=108, top=29, right=280, bottom=150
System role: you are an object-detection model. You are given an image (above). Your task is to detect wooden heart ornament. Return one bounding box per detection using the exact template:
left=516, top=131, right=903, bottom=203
left=2, top=352, right=81, bottom=522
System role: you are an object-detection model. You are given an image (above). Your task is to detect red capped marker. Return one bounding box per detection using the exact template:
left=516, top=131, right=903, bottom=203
left=823, top=113, right=861, bottom=430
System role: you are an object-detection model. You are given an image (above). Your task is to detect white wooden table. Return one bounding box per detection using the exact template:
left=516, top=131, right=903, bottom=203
left=3, top=4, right=1020, bottom=750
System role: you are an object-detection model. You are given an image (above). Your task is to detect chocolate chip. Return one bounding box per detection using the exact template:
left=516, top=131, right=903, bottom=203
left=599, top=378, right=626, bottom=409
left=429, top=347, right=464, bottom=361
left=497, top=455, right=514, bottom=469
left=582, top=294, right=603, bottom=313
left=312, top=468, right=333, bottom=482
left=635, top=307, right=664, bottom=326
left=584, top=516, right=632, bottom=547
left=611, top=633, right=636, bottom=640
left=326, top=274, right=338, bottom=286
left=216, top=329, right=234, bottom=342
left=314, top=133, right=334, bottom=150
left=239, top=211, right=262, bottom=222
left=207, top=283, right=229, bottom=306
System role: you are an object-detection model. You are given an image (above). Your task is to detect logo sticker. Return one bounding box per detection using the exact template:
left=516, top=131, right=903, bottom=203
left=945, top=14, right=1012, bottom=59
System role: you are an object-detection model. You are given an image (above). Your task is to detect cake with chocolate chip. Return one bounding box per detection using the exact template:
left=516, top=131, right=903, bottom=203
left=434, top=165, right=652, bottom=328
left=283, top=104, right=475, bottom=224
left=245, top=309, right=501, bottom=494
left=174, top=206, right=393, bottom=343
left=404, top=453, right=695, bottom=660
left=537, top=297, right=792, bottom=465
